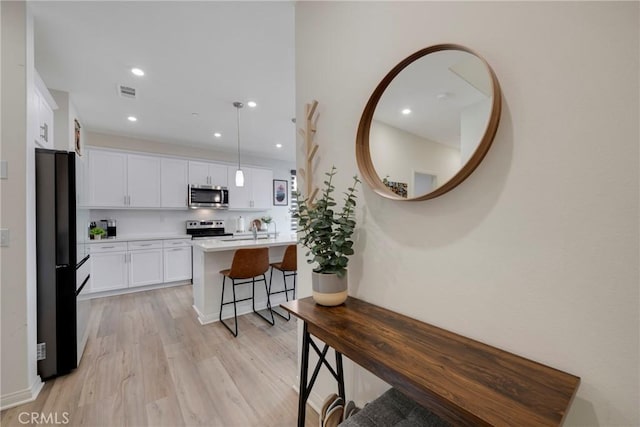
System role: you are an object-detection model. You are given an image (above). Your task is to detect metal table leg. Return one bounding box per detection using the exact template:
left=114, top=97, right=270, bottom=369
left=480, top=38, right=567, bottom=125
left=297, top=322, right=346, bottom=427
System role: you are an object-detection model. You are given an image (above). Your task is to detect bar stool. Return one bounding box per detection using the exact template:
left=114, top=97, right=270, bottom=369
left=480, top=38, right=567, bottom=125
left=268, top=244, right=297, bottom=321
left=219, top=247, right=274, bottom=337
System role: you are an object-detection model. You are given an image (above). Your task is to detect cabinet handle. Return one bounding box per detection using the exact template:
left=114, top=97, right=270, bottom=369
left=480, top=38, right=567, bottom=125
left=139, top=244, right=152, bottom=247
left=43, top=123, right=48, bottom=142
left=101, top=246, right=115, bottom=249
left=168, top=248, right=182, bottom=252
left=124, top=195, right=127, bottom=205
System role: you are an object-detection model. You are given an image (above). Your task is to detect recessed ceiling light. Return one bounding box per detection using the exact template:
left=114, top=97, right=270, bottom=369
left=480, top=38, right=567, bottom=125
left=436, top=92, right=451, bottom=100
left=401, top=108, right=412, bottom=115
left=214, top=132, right=222, bottom=138
left=191, top=112, right=199, bottom=117
left=131, top=68, right=145, bottom=77
left=127, top=116, right=137, bottom=122
left=247, top=101, right=257, bottom=108
left=275, top=143, right=283, bottom=148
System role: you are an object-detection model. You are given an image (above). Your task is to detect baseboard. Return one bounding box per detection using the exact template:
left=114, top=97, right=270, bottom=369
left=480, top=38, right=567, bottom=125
left=194, top=300, right=272, bottom=325
left=292, top=383, right=323, bottom=415
left=0, top=376, right=44, bottom=411
left=83, top=280, right=191, bottom=300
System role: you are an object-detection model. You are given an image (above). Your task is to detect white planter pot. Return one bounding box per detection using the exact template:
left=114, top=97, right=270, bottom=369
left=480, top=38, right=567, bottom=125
left=312, top=271, right=348, bottom=306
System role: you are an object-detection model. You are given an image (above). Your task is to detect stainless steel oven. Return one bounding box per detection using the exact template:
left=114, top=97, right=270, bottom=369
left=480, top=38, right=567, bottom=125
left=188, top=185, right=229, bottom=209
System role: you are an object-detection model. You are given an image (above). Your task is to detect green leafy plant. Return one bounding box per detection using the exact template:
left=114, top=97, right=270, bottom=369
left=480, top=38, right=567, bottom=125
left=89, top=227, right=106, bottom=237
left=293, top=166, right=360, bottom=278
left=260, top=216, right=272, bottom=225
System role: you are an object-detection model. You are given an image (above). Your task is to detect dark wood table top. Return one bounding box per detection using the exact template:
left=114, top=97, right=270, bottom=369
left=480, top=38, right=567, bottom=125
left=281, top=297, right=580, bottom=427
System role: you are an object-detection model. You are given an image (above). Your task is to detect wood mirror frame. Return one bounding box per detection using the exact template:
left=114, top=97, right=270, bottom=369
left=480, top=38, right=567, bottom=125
left=356, top=44, right=502, bottom=201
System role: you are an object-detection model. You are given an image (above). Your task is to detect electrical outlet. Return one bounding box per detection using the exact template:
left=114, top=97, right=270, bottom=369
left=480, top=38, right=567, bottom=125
left=0, top=160, right=7, bottom=179
left=0, top=229, right=9, bottom=247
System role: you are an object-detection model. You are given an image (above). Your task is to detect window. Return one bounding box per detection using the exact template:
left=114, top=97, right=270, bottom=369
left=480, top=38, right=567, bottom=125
left=290, top=169, right=297, bottom=231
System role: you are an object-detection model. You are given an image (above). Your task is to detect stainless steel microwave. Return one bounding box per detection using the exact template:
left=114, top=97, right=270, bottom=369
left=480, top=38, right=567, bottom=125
left=188, top=185, right=229, bottom=209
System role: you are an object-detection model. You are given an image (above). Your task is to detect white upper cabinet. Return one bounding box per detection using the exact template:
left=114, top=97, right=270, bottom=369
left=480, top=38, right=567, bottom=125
left=88, top=149, right=161, bottom=208
left=161, top=158, right=188, bottom=208
left=89, top=150, right=127, bottom=207
left=127, top=154, right=161, bottom=208
left=33, top=70, right=56, bottom=149
left=208, top=164, right=228, bottom=187
left=250, top=168, right=273, bottom=210
left=227, top=167, right=273, bottom=210
left=188, top=161, right=209, bottom=185
left=188, top=161, right=228, bottom=187
left=86, top=147, right=273, bottom=211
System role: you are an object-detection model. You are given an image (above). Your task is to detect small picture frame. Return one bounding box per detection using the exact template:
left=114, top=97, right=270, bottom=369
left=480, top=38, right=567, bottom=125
left=273, top=179, right=288, bottom=206
left=74, top=119, right=82, bottom=156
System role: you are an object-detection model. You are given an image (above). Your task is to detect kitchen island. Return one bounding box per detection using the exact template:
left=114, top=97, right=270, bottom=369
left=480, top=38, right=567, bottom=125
left=191, top=235, right=297, bottom=325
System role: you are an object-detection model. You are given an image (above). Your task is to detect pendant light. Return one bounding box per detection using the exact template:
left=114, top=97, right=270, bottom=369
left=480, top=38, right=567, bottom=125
left=233, top=101, right=245, bottom=187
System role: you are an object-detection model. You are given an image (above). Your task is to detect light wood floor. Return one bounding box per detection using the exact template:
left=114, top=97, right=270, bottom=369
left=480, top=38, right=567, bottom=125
left=1, top=285, right=318, bottom=427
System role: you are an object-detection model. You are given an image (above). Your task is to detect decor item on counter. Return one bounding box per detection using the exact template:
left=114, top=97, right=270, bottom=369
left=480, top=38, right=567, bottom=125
left=293, top=166, right=360, bottom=306
left=261, top=215, right=276, bottom=236
left=74, top=119, right=82, bottom=156
left=89, top=227, right=106, bottom=240
left=297, top=100, right=320, bottom=204
left=273, top=179, right=288, bottom=205
left=251, top=219, right=262, bottom=231
left=260, top=215, right=272, bottom=230
left=233, top=101, right=245, bottom=187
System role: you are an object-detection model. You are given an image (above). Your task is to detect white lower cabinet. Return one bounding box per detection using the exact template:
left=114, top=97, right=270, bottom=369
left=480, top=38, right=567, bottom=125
left=89, top=242, right=129, bottom=292
left=164, top=247, right=192, bottom=282
left=89, top=238, right=191, bottom=295
left=128, top=241, right=164, bottom=287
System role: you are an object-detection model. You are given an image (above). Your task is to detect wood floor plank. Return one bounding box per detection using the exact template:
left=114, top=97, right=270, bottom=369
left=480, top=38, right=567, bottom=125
left=0, top=285, right=319, bottom=427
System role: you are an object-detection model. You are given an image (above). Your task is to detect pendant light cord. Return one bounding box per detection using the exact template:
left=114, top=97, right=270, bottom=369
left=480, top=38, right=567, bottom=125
left=236, top=105, right=241, bottom=170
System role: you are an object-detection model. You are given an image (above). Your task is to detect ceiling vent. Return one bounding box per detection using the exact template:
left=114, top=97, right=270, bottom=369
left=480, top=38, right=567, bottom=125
left=117, top=84, right=137, bottom=99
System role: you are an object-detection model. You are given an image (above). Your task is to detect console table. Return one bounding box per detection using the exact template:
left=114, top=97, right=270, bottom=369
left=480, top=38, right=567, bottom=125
left=281, top=297, right=580, bottom=427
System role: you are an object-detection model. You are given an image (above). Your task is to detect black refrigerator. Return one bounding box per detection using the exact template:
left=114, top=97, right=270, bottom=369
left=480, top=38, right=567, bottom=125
left=36, top=148, right=89, bottom=379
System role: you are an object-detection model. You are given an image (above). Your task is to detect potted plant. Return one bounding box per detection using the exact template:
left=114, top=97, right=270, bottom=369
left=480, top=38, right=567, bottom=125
left=293, top=166, right=360, bottom=306
left=89, top=227, right=106, bottom=240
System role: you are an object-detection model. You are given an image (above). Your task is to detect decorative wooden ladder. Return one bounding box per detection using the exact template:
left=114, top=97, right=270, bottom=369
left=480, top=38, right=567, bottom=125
left=297, top=100, right=320, bottom=203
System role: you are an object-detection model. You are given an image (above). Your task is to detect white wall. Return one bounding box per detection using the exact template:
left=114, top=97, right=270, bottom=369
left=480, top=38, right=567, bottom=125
left=51, top=89, right=84, bottom=153
left=296, top=2, right=638, bottom=426
left=460, top=97, right=491, bottom=165
left=0, top=1, right=43, bottom=409
left=370, top=119, right=460, bottom=196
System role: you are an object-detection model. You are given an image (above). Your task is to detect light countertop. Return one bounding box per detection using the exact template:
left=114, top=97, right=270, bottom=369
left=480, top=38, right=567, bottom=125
left=192, top=235, right=297, bottom=253
left=87, top=234, right=192, bottom=244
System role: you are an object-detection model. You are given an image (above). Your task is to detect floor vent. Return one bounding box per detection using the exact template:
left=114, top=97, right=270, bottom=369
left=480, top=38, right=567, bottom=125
left=37, top=342, right=46, bottom=361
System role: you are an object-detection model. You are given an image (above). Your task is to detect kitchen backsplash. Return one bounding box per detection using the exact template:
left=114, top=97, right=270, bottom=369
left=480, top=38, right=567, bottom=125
left=89, top=207, right=292, bottom=237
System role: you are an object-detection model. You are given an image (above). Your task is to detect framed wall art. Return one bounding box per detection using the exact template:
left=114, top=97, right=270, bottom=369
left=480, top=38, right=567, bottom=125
left=273, top=179, right=288, bottom=206
left=74, top=119, right=82, bottom=156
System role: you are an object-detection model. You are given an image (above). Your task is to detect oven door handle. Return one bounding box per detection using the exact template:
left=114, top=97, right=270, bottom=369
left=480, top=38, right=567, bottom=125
left=76, top=274, right=90, bottom=296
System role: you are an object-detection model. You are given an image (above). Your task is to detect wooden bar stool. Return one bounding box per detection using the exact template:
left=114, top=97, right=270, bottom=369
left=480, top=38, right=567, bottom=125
left=219, top=247, right=274, bottom=337
left=268, top=244, right=297, bottom=321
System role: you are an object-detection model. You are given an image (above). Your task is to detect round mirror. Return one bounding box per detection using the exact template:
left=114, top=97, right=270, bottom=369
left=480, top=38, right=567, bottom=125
left=356, top=44, right=502, bottom=201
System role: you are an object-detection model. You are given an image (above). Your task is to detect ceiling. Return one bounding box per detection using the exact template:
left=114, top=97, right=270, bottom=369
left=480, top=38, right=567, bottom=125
left=30, top=1, right=296, bottom=162
left=373, top=50, right=490, bottom=148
